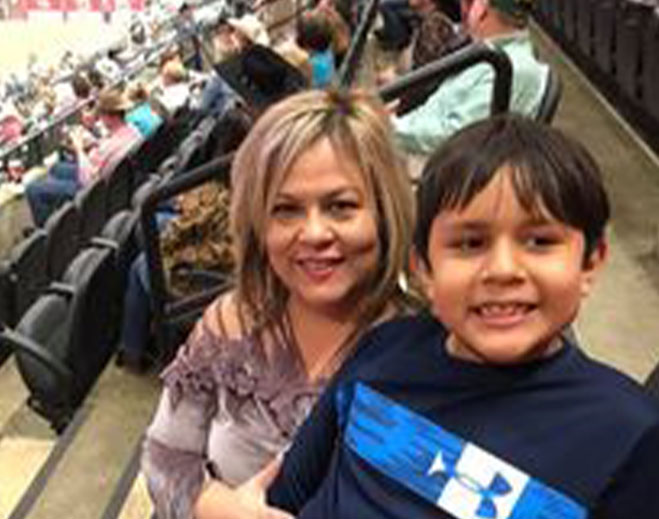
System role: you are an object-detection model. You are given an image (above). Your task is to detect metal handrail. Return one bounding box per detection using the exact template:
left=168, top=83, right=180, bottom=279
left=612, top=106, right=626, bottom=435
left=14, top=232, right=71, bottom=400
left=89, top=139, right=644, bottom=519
left=337, top=0, right=380, bottom=87
left=378, top=42, right=513, bottom=116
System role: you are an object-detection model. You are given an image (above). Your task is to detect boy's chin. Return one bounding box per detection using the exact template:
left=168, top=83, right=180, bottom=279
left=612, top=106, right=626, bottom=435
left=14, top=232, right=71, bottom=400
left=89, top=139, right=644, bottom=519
left=447, top=332, right=564, bottom=365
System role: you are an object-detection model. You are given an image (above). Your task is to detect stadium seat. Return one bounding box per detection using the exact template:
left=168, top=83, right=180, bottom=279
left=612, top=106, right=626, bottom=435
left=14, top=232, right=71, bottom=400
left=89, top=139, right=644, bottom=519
left=564, top=0, right=578, bottom=43
left=576, top=0, right=598, bottom=58
left=614, top=0, right=655, bottom=103
left=551, top=0, right=566, bottom=34
left=44, top=201, right=81, bottom=280
left=594, top=0, right=620, bottom=75
left=10, top=230, right=49, bottom=323
left=3, top=292, right=73, bottom=431
left=536, top=67, right=563, bottom=124
left=75, top=177, right=108, bottom=245
left=538, top=0, right=552, bottom=25
left=642, top=7, right=659, bottom=121
left=1, top=246, right=118, bottom=432
left=106, top=155, right=134, bottom=217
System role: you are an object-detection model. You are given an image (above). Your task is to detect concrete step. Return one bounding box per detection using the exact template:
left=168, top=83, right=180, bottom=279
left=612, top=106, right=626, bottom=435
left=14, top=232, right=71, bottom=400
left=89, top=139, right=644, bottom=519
left=7, top=363, right=160, bottom=519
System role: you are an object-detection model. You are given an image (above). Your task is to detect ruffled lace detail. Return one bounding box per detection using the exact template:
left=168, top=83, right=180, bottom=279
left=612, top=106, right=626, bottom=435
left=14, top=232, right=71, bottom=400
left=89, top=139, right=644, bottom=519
left=161, top=320, right=324, bottom=438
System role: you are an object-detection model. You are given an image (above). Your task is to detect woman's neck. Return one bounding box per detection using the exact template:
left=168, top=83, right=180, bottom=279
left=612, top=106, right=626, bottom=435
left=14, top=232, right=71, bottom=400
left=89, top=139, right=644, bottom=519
left=286, top=299, right=359, bottom=381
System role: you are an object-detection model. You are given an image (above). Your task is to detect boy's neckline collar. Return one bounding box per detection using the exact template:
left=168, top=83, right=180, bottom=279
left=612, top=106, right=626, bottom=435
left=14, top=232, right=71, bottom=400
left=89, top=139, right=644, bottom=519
left=437, top=333, right=573, bottom=376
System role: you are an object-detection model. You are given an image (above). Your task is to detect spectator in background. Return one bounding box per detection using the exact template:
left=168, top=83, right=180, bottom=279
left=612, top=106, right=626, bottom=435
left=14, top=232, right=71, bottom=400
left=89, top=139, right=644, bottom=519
left=0, top=100, right=24, bottom=147
left=377, top=0, right=470, bottom=116
left=296, top=12, right=336, bottom=88
left=154, top=60, right=191, bottom=117
left=26, top=88, right=142, bottom=226
left=71, top=73, right=92, bottom=103
left=176, top=2, right=203, bottom=71
left=126, top=82, right=163, bottom=138
left=313, top=0, right=351, bottom=67
left=392, top=0, right=547, bottom=155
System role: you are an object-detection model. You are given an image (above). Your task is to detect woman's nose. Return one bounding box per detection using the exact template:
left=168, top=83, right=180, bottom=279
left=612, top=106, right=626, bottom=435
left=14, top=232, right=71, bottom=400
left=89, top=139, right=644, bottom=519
left=299, top=210, right=333, bottom=243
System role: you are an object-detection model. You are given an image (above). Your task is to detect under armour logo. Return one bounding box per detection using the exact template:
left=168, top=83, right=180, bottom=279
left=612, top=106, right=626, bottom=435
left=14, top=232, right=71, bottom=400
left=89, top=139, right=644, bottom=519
left=429, top=448, right=516, bottom=519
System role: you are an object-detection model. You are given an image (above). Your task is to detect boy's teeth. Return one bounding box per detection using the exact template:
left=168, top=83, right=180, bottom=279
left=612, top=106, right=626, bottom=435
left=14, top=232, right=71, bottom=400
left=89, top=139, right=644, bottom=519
left=480, top=303, right=527, bottom=317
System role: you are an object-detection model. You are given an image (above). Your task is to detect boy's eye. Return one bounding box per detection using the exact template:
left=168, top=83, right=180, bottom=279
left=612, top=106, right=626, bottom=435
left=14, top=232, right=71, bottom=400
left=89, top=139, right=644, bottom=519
left=523, top=233, right=561, bottom=250
left=448, top=234, right=486, bottom=253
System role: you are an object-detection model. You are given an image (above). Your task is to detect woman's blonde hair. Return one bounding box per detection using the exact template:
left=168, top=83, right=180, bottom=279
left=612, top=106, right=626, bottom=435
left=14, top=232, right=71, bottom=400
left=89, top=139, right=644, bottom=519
left=230, top=88, right=415, bottom=344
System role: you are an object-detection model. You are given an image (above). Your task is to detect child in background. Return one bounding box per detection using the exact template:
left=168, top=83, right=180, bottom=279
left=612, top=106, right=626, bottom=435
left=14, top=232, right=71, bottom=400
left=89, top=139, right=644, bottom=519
left=296, top=12, right=336, bottom=88
left=252, top=114, right=659, bottom=519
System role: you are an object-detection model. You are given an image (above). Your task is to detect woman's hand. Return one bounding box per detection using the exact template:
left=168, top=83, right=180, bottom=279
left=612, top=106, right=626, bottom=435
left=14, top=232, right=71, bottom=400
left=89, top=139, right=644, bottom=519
left=194, top=459, right=293, bottom=519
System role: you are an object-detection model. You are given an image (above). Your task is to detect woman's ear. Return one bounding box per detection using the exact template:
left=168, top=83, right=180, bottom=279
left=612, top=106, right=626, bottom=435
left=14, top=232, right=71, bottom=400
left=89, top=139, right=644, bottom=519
left=580, top=237, right=609, bottom=298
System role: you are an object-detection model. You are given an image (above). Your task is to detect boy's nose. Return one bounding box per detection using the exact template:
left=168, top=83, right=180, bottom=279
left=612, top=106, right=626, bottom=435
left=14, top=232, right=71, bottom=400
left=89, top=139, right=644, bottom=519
left=482, top=240, right=523, bottom=283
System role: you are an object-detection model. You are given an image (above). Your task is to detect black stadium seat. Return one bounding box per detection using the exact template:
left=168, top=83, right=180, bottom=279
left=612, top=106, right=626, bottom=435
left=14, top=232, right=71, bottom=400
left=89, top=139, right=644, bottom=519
left=564, top=0, right=578, bottom=43
left=106, top=156, right=134, bottom=217
left=44, top=201, right=81, bottom=280
left=75, top=177, right=108, bottom=245
left=642, top=8, right=659, bottom=121
left=10, top=230, right=49, bottom=323
left=614, top=0, right=654, bottom=103
left=0, top=246, right=118, bottom=432
left=577, top=0, right=598, bottom=58
left=594, top=0, right=620, bottom=75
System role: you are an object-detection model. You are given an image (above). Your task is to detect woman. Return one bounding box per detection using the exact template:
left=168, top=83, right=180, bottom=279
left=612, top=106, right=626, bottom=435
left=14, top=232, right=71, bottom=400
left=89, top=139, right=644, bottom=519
left=141, top=88, right=415, bottom=519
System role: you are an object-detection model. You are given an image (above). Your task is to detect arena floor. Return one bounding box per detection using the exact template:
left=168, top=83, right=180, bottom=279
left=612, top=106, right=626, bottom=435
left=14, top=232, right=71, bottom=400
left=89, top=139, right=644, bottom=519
left=0, top=13, right=128, bottom=77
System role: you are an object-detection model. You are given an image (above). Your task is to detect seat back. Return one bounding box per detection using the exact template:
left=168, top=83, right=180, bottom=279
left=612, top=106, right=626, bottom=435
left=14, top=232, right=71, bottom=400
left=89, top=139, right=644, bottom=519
left=642, top=8, right=659, bottom=120
left=11, top=292, right=73, bottom=429
left=11, top=230, right=48, bottom=320
left=535, top=67, right=562, bottom=124
left=615, top=0, right=654, bottom=102
left=594, top=0, right=620, bottom=74
left=45, top=201, right=81, bottom=280
left=577, top=0, right=598, bottom=58
left=106, top=156, right=134, bottom=217
left=0, top=262, right=15, bottom=328
left=62, top=247, right=118, bottom=402
left=75, top=177, right=108, bottom=244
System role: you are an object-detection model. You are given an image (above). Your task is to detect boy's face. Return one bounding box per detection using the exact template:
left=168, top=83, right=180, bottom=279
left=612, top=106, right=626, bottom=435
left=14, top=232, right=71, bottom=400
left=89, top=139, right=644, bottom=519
left=415, top=167, right=607, bottom=364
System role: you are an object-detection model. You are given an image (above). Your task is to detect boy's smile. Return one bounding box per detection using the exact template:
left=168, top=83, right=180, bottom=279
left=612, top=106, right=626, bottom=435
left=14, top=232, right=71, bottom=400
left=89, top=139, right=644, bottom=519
left=416, top=167, right=607, bottom=364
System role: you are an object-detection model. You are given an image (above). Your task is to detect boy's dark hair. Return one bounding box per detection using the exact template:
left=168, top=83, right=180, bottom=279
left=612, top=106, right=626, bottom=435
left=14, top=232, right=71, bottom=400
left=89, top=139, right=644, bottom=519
left=296, top=13, right=333, bottom=52
left=414, top=114, right=610, bottom=266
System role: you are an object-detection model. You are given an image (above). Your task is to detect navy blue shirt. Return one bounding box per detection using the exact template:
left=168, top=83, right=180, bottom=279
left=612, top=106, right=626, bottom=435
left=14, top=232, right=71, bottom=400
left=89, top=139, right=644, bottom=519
left=268, top=314, right=659, bottom=519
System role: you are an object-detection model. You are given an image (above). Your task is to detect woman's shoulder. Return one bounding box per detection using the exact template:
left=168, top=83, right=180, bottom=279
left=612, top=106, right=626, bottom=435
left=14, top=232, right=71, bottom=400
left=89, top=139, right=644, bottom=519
left=160, top=292, right=259, bottom=404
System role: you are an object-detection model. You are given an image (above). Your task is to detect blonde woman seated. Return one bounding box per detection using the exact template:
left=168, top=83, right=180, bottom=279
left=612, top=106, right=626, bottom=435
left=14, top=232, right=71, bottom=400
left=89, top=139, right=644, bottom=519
left=141, top=88, right=416, bottom=519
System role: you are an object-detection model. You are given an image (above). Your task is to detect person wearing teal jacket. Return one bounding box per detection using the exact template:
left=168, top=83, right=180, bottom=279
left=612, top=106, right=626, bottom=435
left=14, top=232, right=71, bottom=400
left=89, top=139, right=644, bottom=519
left=392, top=0, right=548, bottom=155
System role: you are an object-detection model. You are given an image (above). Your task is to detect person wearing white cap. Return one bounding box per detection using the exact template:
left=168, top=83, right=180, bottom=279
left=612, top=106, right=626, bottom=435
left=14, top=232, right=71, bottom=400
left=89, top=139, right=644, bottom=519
left=227, top=13, right=271, bottom=48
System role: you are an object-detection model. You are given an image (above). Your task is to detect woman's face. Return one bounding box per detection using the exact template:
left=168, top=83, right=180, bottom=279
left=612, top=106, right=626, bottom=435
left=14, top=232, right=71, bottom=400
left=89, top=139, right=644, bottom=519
left=265, top=138, right=379, bottom=318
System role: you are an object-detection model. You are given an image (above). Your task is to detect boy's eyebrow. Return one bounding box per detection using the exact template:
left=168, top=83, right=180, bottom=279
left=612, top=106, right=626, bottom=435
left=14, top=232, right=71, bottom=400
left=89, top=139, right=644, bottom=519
left=439, top=215, right=559, bottom=230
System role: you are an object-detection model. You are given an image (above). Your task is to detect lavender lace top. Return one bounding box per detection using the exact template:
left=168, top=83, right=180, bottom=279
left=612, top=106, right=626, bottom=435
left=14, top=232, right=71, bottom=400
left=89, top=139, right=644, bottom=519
left=142, top=318, right=324, bottom=519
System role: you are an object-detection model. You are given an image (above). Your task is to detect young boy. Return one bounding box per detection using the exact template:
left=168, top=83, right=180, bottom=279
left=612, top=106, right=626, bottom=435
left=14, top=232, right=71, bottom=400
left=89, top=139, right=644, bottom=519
left=262, top=115, right=659, bottom=519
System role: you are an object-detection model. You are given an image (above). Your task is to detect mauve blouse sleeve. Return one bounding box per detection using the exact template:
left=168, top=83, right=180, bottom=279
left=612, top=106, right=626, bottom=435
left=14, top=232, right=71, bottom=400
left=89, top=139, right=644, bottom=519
left=141, top=320, right=221, bottom=519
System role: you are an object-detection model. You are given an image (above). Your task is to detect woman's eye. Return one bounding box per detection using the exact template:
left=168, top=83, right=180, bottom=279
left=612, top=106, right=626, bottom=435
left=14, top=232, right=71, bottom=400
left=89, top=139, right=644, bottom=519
left=271, top=203, right=302, bottom=219
left=327, top=199, right=359, bottom=215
